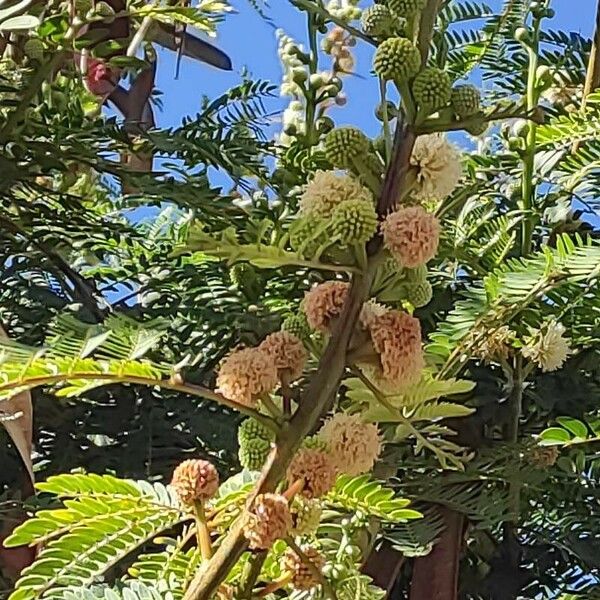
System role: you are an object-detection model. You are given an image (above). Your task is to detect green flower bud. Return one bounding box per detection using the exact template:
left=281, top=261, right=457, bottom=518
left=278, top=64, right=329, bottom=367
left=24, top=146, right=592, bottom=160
left=23, top=39, right=44, bottom=61
left=373, top=37, right=421, bottom=82
left=323, top=127, right=370, bottom=169
left=238, top=417, right=274, bottom=444
left=405, top=264, right=428, bottom=283
left=331, top=198, right=378, bottom=245
left=75, top=0, right=93, bottom=15
left=303, top=435, right=329, bottom=452
left=282, top=313, right=312, bottom=341
left=229, top=263, right=261, bottom=298
left=94, top=1, right=115, bottom=16
left=412, top=67, right=452, bottom=110
left=406, top=279, right=433, bottom=307
left=290, top=215, right=331, bottom=258
left=239, top=437, right=271, bottom=471
left=451, top=84, right=481, bottom=118
left=361, top=4, right=395, bottom=37
left=375, top=100, right=398, bottom=121
left=316, top=116, right=335, bottom=134
left=292, top=67, right=308, bottom=84
left=388, top=0, right=426, bottom=16
left=291, top=497, right=322, bottom=535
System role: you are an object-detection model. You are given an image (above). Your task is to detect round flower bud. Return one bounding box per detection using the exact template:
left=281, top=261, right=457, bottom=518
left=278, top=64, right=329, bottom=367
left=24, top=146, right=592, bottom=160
left=238, top=417, right=274, bottom=444
left=323, top=127, right=370, bottom=169
left=259, top=331, right=307, bottom=380
left=373, top=37, right=421, bottom=82
left=303, top=281, right=350, bottom=332
left=244, top=493, right=292, bottom=550
left=75, top=0, right=93, bottom=14
left=361, top=4, right=395, bottom=37
left=406, top=279, right=433, bottom=307
left=388, top=0, right=426, bottom=17
left=216, top=348, right=278, bottom=406
left=319, top=413, right=381, bottom=476
left=287, top=448, right=337, bottom=499
left=290, top=215, right=330, bottom=258
left=451, top=84, right=481, bottom=118
left=412, top=67, right=452, bottom=110
left=331, top=198, right=378, bottom=246
left=405, top=264, right=428, bottom=283
left=282, top=546, right=326, bottom=591
left=23, top=39, right=44, bottom=61
left=170, top=459, right=219, bottom=505
left=239, top=436, right=271, bottom=471
left=302, top=435, right=329, bottom=452
left=375, top=100, right=398, bottom=122
left=381, top=206, right=440, bottom=268
left=282, top=313, right=312, bottom=342
left=94, top=1, right=115, bottom=16
left=291, top=497, right=323, bottom=536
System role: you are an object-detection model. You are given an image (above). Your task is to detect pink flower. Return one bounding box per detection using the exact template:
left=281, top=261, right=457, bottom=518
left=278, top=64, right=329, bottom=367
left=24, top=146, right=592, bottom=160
left=86, top=58, right=120, bottom=97
left=303, top=281, right=350, bottom=332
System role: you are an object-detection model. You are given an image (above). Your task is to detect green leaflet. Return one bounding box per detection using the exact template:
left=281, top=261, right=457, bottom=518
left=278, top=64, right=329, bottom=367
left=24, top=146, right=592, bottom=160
left=326, top=475, right=422, bottom=523
left=5, top=474, right=188, bottom=600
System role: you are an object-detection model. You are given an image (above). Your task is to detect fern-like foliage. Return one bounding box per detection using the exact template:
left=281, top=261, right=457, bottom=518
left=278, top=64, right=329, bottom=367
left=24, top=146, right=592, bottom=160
left=5, top=474, right=188, bottom=600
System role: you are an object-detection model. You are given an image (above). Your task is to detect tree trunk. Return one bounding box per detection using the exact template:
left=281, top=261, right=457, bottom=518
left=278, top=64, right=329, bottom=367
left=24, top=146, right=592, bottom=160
left=409, top=508, right=464, bottom=600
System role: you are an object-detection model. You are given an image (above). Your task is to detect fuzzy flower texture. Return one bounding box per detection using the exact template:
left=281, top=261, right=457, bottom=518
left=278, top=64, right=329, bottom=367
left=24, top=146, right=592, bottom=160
left=299, top=170, right=372, bottom=218
left=216, top=348, right=278, bottom=406
left=319, top=413, right=381, bottom=476
left=303, top=281, right=350, bottom=332
left=170, top=459, right=219, bottom=505
left=522, top=321, right=571, bottom=372
left=287, top=448, right=337, bottom=499
left=259, top=331, right=307, bottom=380
left=410, top=134, right=462, bottom=201
left=244, top=493, right=292, bottom=550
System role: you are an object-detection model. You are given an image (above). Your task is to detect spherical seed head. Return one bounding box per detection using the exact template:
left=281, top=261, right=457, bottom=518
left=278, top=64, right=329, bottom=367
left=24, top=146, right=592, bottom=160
left=238, top=417, right=274, bottom=445
left=282, top=313, right=312, bottom=341
left=283, top=546, right=326, bottom=591
left=406, top=280, right=433, bottom=308
left=388, top=0, right=426, bottom=16
left=23, top=39, right=44, bottom=61
left=287, top=448, right=337, bottom=499
left=319, top=413, right=382, bottom=476
left=368, top=310, right=424, bottom=385
left=331, top=199, right=378, bottom=246
left=291, top=497, right=323, bottom=536
left=361, top=5, right=395, bottom=37
left=381, top=206, right=440, bottom=268
left=451, top=84, right=481, bottom=118
left=170, top=459, right=219, bottom=505
left=374, top=37, right=421, bottom=81
left=244, top=493, right=292, bottom=550
left=412, top=67, right=452, bottom=110
left=239, top=437, right=271, bottom=471
left=303, top=281, right=350, bottom=332
left=259, top=331, right=307, bottom=380
left=216, top=348, right=278, bottom=406
left=323, top=127, right=370, bottom=169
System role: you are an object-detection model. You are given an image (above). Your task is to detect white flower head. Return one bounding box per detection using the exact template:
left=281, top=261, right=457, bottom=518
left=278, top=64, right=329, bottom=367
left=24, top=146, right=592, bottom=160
left=522, top=321, right=572, bottom=372
left=410, top=133, right=462, bottom=201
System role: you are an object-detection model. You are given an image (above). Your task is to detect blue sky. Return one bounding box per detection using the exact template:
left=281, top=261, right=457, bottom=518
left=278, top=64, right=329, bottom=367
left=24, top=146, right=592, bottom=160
left=154, top=0, right=598, bottom=134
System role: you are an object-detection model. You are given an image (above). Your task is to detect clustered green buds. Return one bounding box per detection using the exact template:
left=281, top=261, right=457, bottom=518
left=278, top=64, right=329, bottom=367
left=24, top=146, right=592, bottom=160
left=289, top=216, right=330, bottom=258
left=331, top=198, right=378, bottom=245
left=282, top=313, right=312, bottom=342
left=23, top=39, right=44, bottom=61
left=406, top=279, right=433, bottom=308
left=323, top=126, right=370, bottom=169
left=238, top=418, right=275, bottom=471
left=387, top=0, right=426, bottom=17
left=302, top=435, right=329, bottom=452
left=373, top=37, right=421, bottom=82
left=361, top=4, right=395, bottom=37
left=291, top=497, right=322, bottom=536
left=412, top=67, right=452, bottom=110
left=451, top=84, right=481, bottom=118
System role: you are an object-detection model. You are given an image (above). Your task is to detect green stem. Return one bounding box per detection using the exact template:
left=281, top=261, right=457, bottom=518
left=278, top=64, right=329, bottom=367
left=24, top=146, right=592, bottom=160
left=193, top=501, right=213, bottom=560
left=304, top=11, right=319, bottom=145
left=520, top=14, right=543, bottom=256
left=379, top=78, right=393, bottom=161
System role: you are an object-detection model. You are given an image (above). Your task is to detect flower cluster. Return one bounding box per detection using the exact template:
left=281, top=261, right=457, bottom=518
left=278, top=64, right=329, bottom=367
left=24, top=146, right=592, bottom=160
left=244, top=493, right=292, bottom=550
left=303, top=281, right=350, bottom=332
left=259, top=331, right=307, bottom=380
left=287, top=448, right=337, bottom=499
left=319, top=413, right=381, bottom=476
left=170, top=459, right=219, bottom=505
left=522, top=321, right=572, bottom=372
left=282, top=546, right=326, bottom=590
left=325, top=0, right=361, bottom=22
